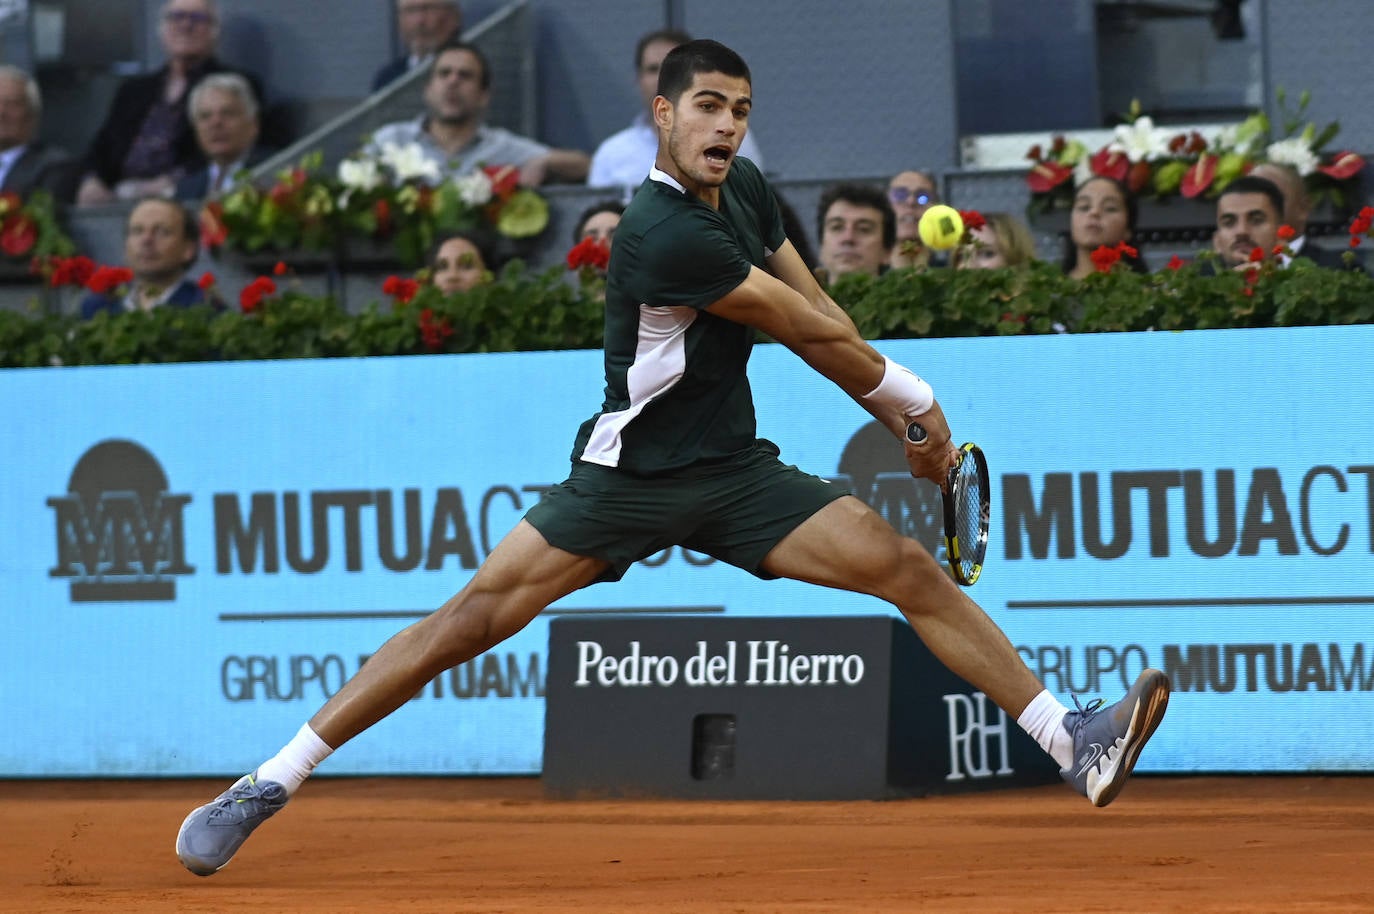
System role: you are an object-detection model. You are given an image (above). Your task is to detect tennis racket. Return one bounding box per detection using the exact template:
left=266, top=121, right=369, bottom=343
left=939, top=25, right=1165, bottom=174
left=906, top=422, right=990, bottom=586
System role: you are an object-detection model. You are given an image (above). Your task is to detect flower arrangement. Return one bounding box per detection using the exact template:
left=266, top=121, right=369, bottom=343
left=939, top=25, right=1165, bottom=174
left=202, top=146, right=551, bottom=267
left=0, top=190, right=75, bottom=268
left=565, top=235, right=611, bottom=298
left=1025, top=90, right=1365, bottom=213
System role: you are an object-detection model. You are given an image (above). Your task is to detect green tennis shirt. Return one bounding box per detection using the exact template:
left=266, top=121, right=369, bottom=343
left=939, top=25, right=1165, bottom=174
left=570, top=156, right=787, bottom=476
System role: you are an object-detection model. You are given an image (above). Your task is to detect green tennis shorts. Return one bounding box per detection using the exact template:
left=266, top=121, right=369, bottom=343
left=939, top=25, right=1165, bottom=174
left=525, top=441, right=850, bottom=584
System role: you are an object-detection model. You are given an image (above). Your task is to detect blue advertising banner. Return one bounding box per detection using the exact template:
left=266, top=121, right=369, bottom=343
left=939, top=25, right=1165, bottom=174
left=3, top=325, right=1372, bottom=776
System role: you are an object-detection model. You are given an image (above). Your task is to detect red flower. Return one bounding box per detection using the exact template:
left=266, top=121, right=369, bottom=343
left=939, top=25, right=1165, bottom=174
left=1276, top=224, right=1297, bottom=241
left=374, top=198, right=392, bottom=236
left=959, top=209, right=986, bottom=232
left=1025, top=161, right=1074, bottom=194
left=1025, top=144, right=1043, bottom=162
left=566, top=236, right=611, bottom=271
left=1317, top=151, right=1365, bottom=181
left=1247, top=246, right=1265, bottom=263
left=1115, top=241, right=1138, bottom=260
left=198, top=271, right=216, bottom=290
left=418, top=307, right=454, bottom=351
left=1244, top=266, right=1261, bottom=284
left=483, top=164, right=520, bottom=199
left=46, top=254, right=97, bottom=288
left=1126, top=161, right=1152, bottom=194
left=199, top=202, right=228, bottom=247
left=273, top=260, right=289, bottom=276
left=382, top=274, right=420, bottom=305
left=239, top=276, right=278, bottom=313
left=86, top=265, right=134, bottom=295
left=1089, top=245, right=1121, bottom=273
left=0, top=213, right=37, bottom=257
left=1180, top=154, right=1217, bottom=198
left=1166, top=255, right=1185, bottom=271
left=1089, top=148, right=1129, bottom=182
left=1351, top=236, right=1362, bottom=248
left=1167, top=134, right=1188, bottom=154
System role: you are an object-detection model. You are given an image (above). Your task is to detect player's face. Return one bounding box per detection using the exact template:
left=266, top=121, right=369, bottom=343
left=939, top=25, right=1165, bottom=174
left=660, top=72, right=751, bottom=193
left=1214, top=192, right=1280, bottom=268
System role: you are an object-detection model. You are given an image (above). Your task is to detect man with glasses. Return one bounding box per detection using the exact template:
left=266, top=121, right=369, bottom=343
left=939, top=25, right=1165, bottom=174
left=887, top=169, right=945, bottom=270
left=76, top=0, right=264, bottom=206
left=373, top=0, right=464, bottom=92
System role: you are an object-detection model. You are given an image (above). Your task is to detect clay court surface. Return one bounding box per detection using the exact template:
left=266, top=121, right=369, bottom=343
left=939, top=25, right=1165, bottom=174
left=3, top=775, right=1371, bottom=913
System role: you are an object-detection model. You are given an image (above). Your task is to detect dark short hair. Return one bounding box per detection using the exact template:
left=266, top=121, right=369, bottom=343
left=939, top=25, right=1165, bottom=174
left=1060, top=176, right=1143, bottom=273
left=1217, top=175, right=1285, bottom=220
left=657, top=39, right=750, bottom=106
left=431, top=40, right=490, bottom=90
left=430, top=228, right=498, bottom=273
left=817, top=183, right=896, bottom=250
left=635, top=28, right=692, bottom=70
left=572, top=199, right=626, bottom=244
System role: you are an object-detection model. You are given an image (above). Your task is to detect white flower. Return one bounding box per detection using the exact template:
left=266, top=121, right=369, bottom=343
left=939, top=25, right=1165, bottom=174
left=1265, top=136, right=1319, bottom=176
left=337, top=157, right=383, bottom=192
left=379, top=142, right=442, bottom=184
left=1108, top=116, right=1168, bottom=163
left=453, top=170, right=493, bottom=207
left=1073, top=155, right=1095, bottom=188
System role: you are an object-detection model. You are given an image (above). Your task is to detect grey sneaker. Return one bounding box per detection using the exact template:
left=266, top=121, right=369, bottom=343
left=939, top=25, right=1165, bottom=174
left=1061, top=668, right=1170, bottom=807
left=176, top=772, right=288, bottom=876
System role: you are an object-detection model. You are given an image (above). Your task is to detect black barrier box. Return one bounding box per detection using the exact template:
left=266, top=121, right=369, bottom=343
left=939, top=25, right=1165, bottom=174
left=543, top=615, right=1061, bottom=800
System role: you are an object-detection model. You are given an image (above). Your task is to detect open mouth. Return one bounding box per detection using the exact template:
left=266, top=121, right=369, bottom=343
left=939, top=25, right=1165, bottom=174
left=704, top=145, right=732, bottom=166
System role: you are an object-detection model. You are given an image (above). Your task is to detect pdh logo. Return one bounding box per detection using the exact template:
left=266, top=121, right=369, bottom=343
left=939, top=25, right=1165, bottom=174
left=47, top=440, right=195, bottom=601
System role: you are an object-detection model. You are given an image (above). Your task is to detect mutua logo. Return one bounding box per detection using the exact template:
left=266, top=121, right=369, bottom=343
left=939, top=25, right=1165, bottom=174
left=47, top=439, right=195, bottom=602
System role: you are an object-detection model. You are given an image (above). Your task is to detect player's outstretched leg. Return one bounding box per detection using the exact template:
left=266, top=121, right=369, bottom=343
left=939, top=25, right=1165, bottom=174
left=1060, top=668, right=1171, bottom=807
left=176, top=771, right=289, bottom=876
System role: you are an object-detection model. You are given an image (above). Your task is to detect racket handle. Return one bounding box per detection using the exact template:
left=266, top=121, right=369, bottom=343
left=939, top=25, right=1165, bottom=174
left=905, top=422, right=927, bottom=443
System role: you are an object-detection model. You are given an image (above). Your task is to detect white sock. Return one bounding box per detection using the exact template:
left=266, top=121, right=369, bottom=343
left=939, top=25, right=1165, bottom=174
left=1017, top=689, right=1073, bottom=769
left=255, top=724, right=334, bottom=796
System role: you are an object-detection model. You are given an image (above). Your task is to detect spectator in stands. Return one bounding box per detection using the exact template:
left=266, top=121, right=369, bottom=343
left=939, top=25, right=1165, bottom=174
left=175, top=73, right=270, bottom=200
left=1249, top=162, right=1356, bottom=269
left=816, top=183, right=895, bottom=283
left=955, top=212, right=1038, bottom=270
left=887, top=169, right=943, bottom=270
left=366, top=42, right=588, bottom=186
left=80, top=198, right=213, bottom=318
left=75, top=0, right=263, bottom=206
left=587, top=28, right=763, bottom=194
left=572, top=200, right=624, bottom=246
left=0, top=66, right=79, bottom=203
left=1061, top=176, right=1148, bottom=278
left=431, top=230, right=494, bottom=294
left=1210, top=175, right=1284, bottom=271
left=373, top=0, right=464, bottom=92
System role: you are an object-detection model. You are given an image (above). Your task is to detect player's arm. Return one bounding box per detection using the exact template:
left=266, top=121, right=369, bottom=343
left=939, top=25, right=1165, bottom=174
left=707, top=265, right=957, bottom=484
left=765, top=239, right=857, bottom=330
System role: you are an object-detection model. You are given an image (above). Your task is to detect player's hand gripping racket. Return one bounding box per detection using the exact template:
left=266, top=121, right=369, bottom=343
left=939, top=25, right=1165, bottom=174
left=906, top=422, right=990, bottom=585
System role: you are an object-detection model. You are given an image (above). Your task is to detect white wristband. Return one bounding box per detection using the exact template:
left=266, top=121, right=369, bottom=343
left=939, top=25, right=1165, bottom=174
left=862, top=356, right=934, bottom=418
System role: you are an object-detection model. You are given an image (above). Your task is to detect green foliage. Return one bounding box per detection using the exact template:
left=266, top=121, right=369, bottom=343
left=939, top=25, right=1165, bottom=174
left=4, top=260, right=1374, bottom=370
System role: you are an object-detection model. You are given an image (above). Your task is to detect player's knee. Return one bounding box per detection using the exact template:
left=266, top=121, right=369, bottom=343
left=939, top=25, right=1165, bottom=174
left=425, top=598, right=502, bottom=667
left=872, top=537, right=945, bottom=607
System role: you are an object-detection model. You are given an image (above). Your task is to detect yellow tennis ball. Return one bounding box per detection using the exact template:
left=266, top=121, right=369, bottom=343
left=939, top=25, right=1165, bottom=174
left=917, top=204, right=965, bottom=251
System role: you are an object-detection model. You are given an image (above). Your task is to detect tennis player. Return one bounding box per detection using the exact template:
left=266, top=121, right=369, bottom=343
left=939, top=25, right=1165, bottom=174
left=177, top=39, right=1169, bottom=877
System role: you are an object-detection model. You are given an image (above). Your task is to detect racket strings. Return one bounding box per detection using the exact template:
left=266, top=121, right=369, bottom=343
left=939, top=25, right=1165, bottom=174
left=951, top=454, right=987, bottom=574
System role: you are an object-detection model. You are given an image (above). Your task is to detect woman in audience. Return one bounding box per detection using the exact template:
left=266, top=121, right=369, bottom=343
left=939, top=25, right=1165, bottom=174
left=572, top=200, right=625, bottom=246
left=955, top=212, right=1038, bottom=270
left=76, top=0, right=263, bottom=205
left=1061, top=176, right=1148, bottom=278
left=431, top=231, right=495, bottom=295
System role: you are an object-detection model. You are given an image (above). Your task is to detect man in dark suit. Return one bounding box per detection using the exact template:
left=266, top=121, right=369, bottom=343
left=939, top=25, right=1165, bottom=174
left=372, top=0, right=463, bottom=91
left=80, top=198, right=217, bottom=318
left=1251, top=162, right=1363, bottom=270
left=175, top=72, right=271, bottom=200
left=0, top=65, right=80, bottom=203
